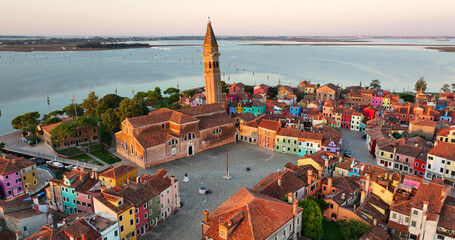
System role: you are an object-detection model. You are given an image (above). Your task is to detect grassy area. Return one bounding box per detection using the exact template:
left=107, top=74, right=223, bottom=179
left=56, top=147, right=83, bottom=156
left=71, top=154, right=103, bottom=166
left=91, top=150, right=122, bottom=164
left=322, top=219, right=344, bottom=240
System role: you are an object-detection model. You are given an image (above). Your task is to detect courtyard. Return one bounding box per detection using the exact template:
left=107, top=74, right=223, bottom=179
left=138, top=142, right=301, bottom=240
left=339, top=128, right=377, bottom=166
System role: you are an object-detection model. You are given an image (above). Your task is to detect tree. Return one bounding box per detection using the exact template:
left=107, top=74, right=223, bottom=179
left=96, top=94, right=124, bottom=118
left=171, top=102, right=182, bottom=110
left=11, top=112, right=41, bottom=133
left=370, top=79, right=381, bottom=89
left=50, top=123, right=76, bottom=147
left=296, top=93, right=305, bottom=102
left=73, top=116, right=99, bottom=148
left=154, top=87, right=161, bottom=95
left=268, top=87, right=278, bottom=99
left=299, top=199, right=323, bottom=239
left=392, top=132, right=403, bottom=139
left=49, top=110, right=64, bottom=117
left=244, top=86, right=254, bottom=95
left=398, top=93, right=415, bottom=103
left=146, top=90, right=162, bottom=102
left=63, top=103, right=84, bottom=117
left=134, top=91, right=147, bottom=102
left=338, top=220, right=370, bottom=240
left=116, top=98, right=143, bottom=122
left=452, top=83, right=455, bottom=93
left=44, top=117, right=62, bottom=125
left=82, top=91, right=98, bottom=117
left=221, top=81, right=228, bottom=93
left=0, top=142, right=5, bottom=152
left=100, top=108, right=120, bottom=134
left=183, top=89, right=197, bottom=97
left=164, top=87, right=180, bottom=95
left=168, top=93, right=182, bottom=105
left=442, top=84, right=451, bottom=93
left=414, top=77, right=427, bottom=92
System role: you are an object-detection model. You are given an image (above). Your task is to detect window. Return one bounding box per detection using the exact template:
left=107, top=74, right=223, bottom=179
left=213, top=128, right=222, bottom=135
left=144, top=203, right=147, bottom=209
left=136, top=218, right=139, bottom=224
left=413, top=210, right=418, bottom=215
left=119, top=215, right=123, bottom=221
left=392, top=213, right=397, bottom=219
left=415, top=163, right=419, bottom=167
left=120, top=225, right=124, bottom=232
left=130, top=219, right=134, bottom=226
left=161, top=124, right=165, bottom=130
left=405, top=217, right=410, bottom=223
left=145, top=212, right=148, bottom=219
left=130, top=209, right=133, bottom=215
left=411, top=221, right=417, bottom=227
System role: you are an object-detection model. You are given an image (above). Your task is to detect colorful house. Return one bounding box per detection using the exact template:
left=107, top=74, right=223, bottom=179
left=61, top=170, right=91, bottom=214
left=251, top=101, right=266, bottom=117
left=436, top=125, right=455, bottom=144
left=0, top=156, right=34, bottom=199
left=254, top=84, right=268, bottom=95
left=298, top=132, right=323, bottom=156
left=290, top=104, right=301, bottom=116
left=258, top=119, right=281, bottom=150
left=298, top=150, right=338, bottom=178
left=350, top=112, right=364, bottom=132
left=275, top=128, right=301, bottom=154
left=99, top=164, right=138, bottom=188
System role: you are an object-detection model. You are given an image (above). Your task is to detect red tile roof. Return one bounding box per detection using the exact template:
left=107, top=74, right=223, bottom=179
left=99, top=164, right=137, bottom=179
left=258, top=119, right=281, bottom=132
left=429, top=141, right=455, bottom=161
left=203, top=187, right=302, bottom=240
left=0, top=156, right=35, bottom=175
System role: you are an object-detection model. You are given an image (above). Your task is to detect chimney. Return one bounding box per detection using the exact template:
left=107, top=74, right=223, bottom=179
left=442, top=188, right=446, bottom=197
left=328, top=177, right=332, bottom=189
left=360, top=190, right=366, bottom=204
left=373, top=218, right=377, bottom=226
left=278, top=176, right=282, bottom=187
left=287, top=192, right=293, bottom=204
left=293, top=199, right=298, bottom=216
left=126, top=177, right=130, bottom=184
left=32, top=196, right=39, bottom=211
left=203, top=210, right=209, bottom=223
left=353, top=204, right=357, bottom=211
left=136, top=176, right=141, bottom=184
left=423, top=201, right=429, bottom=213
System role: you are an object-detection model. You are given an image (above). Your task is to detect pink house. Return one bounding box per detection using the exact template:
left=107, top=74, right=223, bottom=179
left=75, top=177, right=100, bottom=212
left=371, top=95, right=383, bottom=106
left=0, top=156, right=28, bottom=199
left=254, top=84, right=268, bottom=95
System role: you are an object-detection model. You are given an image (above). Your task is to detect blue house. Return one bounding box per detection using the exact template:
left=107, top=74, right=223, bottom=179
left=436, top=100, right=447, bottom=111
left=228, top=101, right=239, bottom=115
left=439, top=110, right=453, bottom=122
left=290, top=104, right=302, bottom=116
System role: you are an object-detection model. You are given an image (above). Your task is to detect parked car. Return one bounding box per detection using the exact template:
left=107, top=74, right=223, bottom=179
left=343, top=150, right=352, bottom=158
left=31, top=157, right=45, bottom=164
left=65, top=165, right=74, bottom=170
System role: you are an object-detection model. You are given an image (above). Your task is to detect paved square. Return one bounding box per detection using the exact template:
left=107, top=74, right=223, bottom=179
left=138, top=142, right=301, bottom=240
left=339, top=129, right=377, bottom=166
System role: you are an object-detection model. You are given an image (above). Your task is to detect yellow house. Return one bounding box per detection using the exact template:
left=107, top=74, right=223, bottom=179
left=99, top=164, right=138, bottom=188
left=436, top=126, right=455, bottom=144
left=94, top=192, right=137, bottom=240
left=21, top=163, right=39, bottom=191
left=239, top=121, right=259, bottom=144
left=370, top=172, right=401, bottom=205
left=382, top=97, right=391, bottom=110
left=298, top=156, right=323, bottom=173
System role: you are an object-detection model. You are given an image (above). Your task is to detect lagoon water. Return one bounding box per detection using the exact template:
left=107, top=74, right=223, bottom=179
left=0, top=39, right=454, bottom=134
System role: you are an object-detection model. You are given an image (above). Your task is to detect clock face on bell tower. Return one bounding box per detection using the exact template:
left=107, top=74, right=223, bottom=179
left=202, top=20, right=222, bottom=105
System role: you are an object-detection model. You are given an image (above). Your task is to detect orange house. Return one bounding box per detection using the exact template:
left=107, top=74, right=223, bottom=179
left=258, top=119, right=281, bottom=150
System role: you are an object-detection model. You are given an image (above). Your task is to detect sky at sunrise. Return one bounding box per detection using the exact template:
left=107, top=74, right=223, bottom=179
left=1, top=0, right=454, bottom=36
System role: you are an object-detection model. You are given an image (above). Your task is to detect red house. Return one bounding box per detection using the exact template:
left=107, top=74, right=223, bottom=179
left=254, top=84, right=268, bottom=95
left=364, top=107, right=375, bottom=120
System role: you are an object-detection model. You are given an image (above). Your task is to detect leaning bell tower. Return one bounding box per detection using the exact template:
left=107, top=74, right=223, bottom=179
left=202, top=19, right=222, bottom=104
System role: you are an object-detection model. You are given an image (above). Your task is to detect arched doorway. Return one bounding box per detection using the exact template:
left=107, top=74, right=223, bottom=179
left=187, top=145, right=193, bottom=156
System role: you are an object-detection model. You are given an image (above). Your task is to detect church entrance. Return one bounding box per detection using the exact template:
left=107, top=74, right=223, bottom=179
left=188, top=145, right=193, bottom=156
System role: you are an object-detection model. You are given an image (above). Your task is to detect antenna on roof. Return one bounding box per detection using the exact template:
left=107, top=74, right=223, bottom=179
left=208, top=16, right=211, bottom=23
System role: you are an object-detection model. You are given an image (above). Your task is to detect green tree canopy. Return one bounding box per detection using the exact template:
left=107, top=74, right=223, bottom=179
left=73, top=116, right=98, bottom=128
left=0, top=142, right=5, bottom=151
left=164, top=87, right=180, bottom=95
left=414, top=77, right=427, bottom=92
left=244, top=86, right=254, bottom=95
left=299, top=199, right=323, bottom=240
left=168, top=93, right=182, bottom=105
left=171, top=102, right=182, bottom=110
left=134, top=91, right=148, bottom=101
left=268, top=87, right=278, bottom=99
left=370, top=79, right=381, bottom=89
left=44, top=117, right=62, bottom=125
left=82, top=91, right=99, bottom=117
left=147, top=90, right=162, bottom=102
left=49, top=110, right=65, bottom=117
left=221, top=81, right=228, bottom=93
left=338, top=220, right=370, bottom=240
left=442, top=84, right=451, bottom=93
left=11, top=111, right=41, bottom=133
left=452, top=83, right=455, bottom=93
left=154, top=87, right=161, bottom=95
left=399, top=93, right=415, bottom=103
left=183, top=89, right=198, bottom=97
left=50, top=123, right=76, bottom=144
left=100, top=108, right=120, bottom=134
left=96, top=94, right=124, bottom=118
left=116, top=98, right=143, bottom=122
left=63, top=103, right=84, bottom=117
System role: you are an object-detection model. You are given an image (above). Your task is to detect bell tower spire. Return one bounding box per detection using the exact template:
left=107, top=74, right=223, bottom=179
left=202, top=19, right=222, bottom=105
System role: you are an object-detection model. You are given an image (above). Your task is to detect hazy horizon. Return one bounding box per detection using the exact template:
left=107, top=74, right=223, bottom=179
left=1, top=0, right=455, bottom=36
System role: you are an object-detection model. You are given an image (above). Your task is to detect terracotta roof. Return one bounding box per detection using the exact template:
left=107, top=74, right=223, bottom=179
left=336, top=158, right=354, bottom=171
left=299, top=131, right=323, bottom=142
left=390, top=200, right=412, bottom=216
left=360, top=226, right=390, bottom=240
left=203, top=187, right=302, bottom=240
left=258, top=119, right=281, bottom=132
left=5, top=208, right=45, bottom=220
left=141, top=169, right=175, bottom=193
left=177, top=103, right=225, bottom=117
left=386, top=220, right=409, bottom=234
left=99, top=164, right=137, bottom=179
left=134, top=129, right=179, bottom=148
left=0, top=229, right=16, bottom=240
left=395, top=144, right=422, bottom=158
left=252, top=169, right=314, bottom=199
left=41, top=117, right=74, bottom=134
left=304, top=150, right=337, bottom=167
left=438, top=196, right=455, bottom=231
left=198, top=112, right=234, bottom=130
left=277, top=128, right=301, bottom=138
left=436, top=126, right=454, bottom=136
left=0, top=156, right=35, bottom=175
left=23, top=226, right=61, bottom=240
left=410, top=119, right=437, bottom=128
left=411, top=180, right=447, bottom=216
left=75, top=177, right=99, bottom=194
left=94, top=192, right=134, bottom=215
left=428, top=141, right=455, bottom=161
left=236, top=112, right=256, bottom=122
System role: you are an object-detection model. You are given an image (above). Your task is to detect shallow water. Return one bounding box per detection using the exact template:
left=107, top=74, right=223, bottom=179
left=0, top=39, right=454, bottom=134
